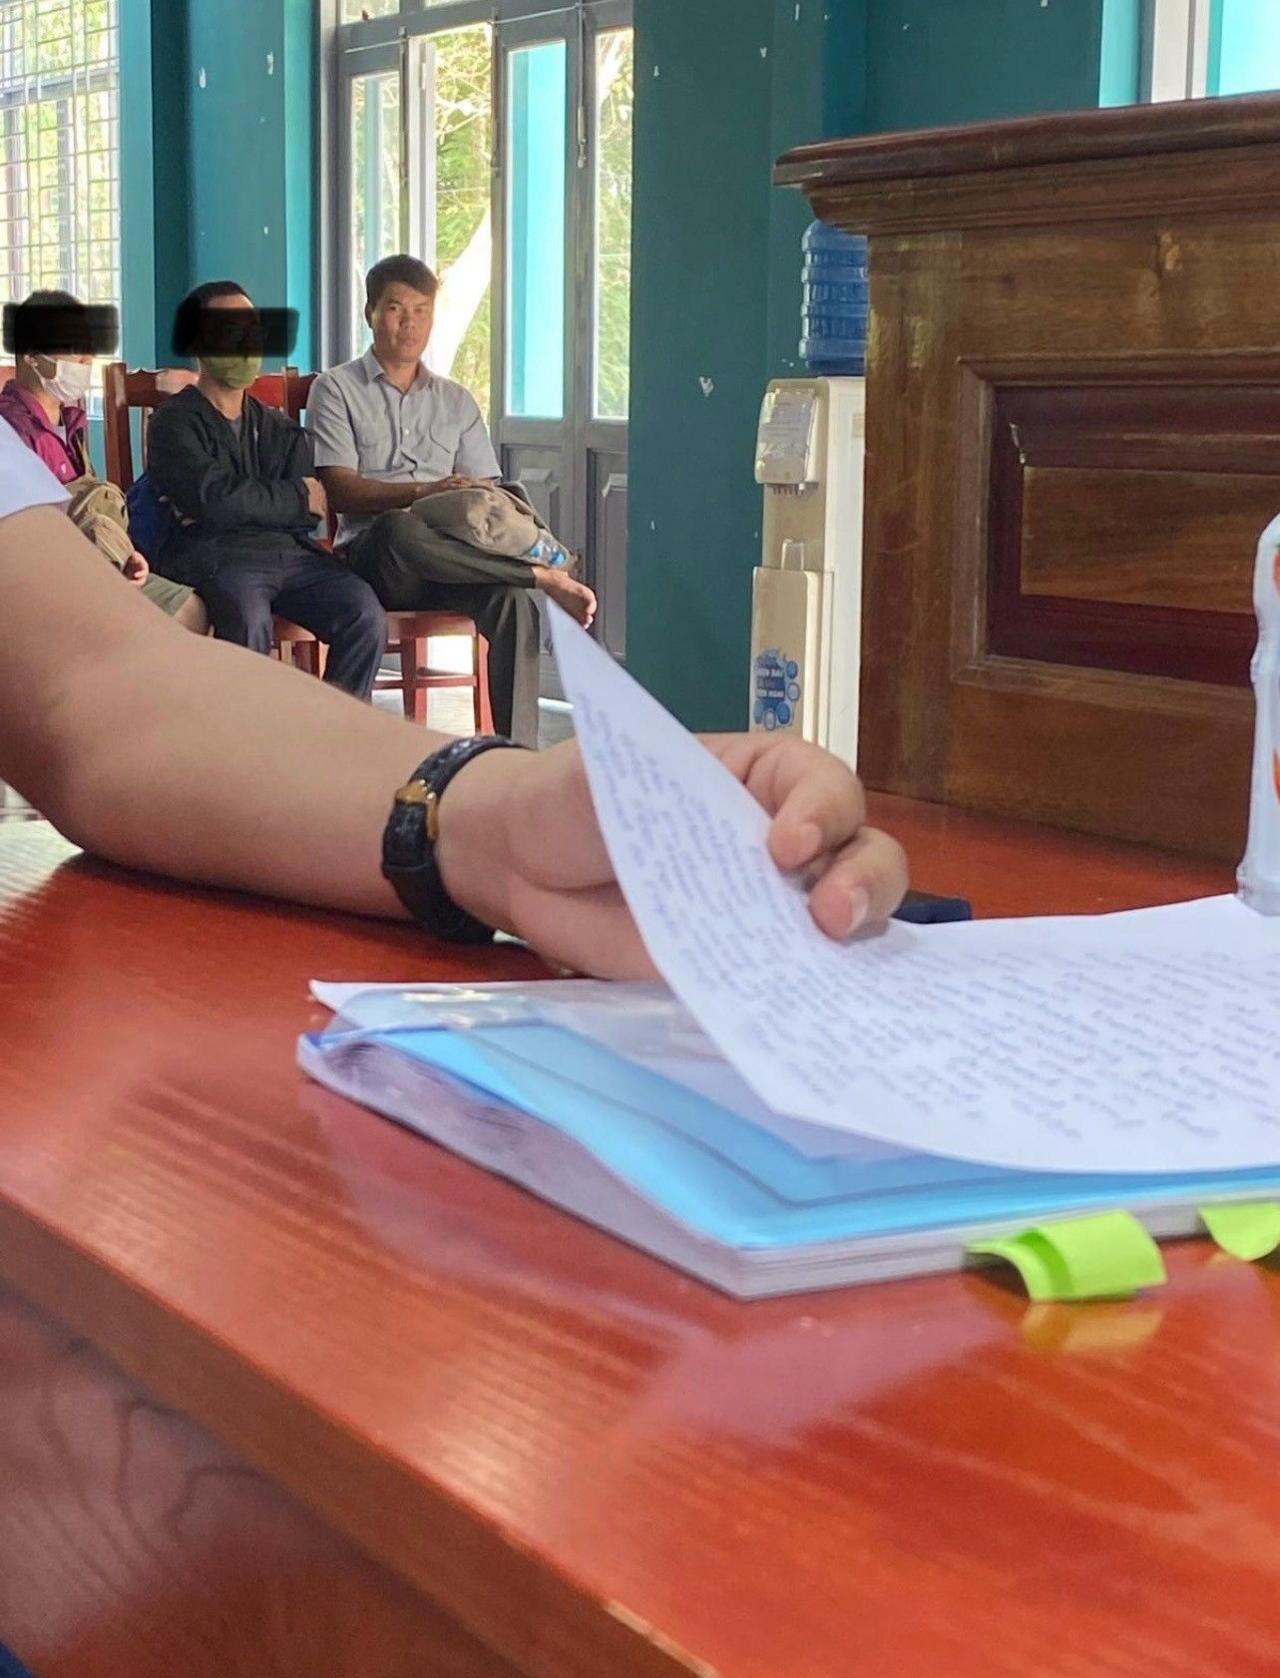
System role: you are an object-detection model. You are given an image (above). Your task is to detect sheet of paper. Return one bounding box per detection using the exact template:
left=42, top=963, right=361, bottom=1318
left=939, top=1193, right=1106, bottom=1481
left=547, top=602, right=1280, bottom=1175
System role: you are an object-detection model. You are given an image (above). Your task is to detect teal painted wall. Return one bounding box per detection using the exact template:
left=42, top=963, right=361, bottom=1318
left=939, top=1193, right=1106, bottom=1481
left=119, top=0, right=188, bottom=363
left=283, top=0, right=315, bottom=365
left=866, top=0, right=1108, bottom=129
left=626, top=0, right=775, bottom=729
left=766, top=0, right=868, bottom=378
left=121, top=0, right=314, bottom=368
left=627, top=0, right=1120, bottom=730
left=186, top=0, right=314, bottom=365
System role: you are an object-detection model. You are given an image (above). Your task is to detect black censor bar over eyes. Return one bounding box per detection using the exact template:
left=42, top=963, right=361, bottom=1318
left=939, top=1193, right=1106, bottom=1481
left=4, top=302, right=119, bottom=357
left=171, top=305, right=299, bottom=358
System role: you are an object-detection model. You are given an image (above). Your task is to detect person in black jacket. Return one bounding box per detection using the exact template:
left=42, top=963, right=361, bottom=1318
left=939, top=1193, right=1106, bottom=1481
left=146, top=281, right=386, bottom=699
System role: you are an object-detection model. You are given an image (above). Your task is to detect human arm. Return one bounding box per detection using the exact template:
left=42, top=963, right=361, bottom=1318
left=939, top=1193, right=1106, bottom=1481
left=146, top=400, right=311, bottom=533
left=0, top=507, right=907, bottom=977
left=277, top=418, right=330, bottom=523
left=315, top=463, right=443, bottom=515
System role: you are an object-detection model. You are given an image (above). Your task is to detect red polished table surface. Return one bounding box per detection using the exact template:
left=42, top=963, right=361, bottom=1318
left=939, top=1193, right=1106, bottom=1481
left=1, top=801, right=1276, bottom=1678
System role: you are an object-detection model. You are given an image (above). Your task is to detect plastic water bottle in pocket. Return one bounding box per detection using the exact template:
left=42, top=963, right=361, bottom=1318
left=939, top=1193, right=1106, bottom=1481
left=527, top=535, right=570, bottom=569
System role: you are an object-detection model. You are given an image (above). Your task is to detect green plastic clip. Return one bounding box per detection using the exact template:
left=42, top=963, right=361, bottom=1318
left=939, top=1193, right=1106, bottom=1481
left=1198, top=1202, right=1280, bottom=1263
left=968, top=1210, right=1167, bottom=1302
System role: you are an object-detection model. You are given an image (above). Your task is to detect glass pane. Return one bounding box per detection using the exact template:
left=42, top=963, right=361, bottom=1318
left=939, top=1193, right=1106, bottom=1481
left=416, top=24, right=493, bottom=421
left=593, top=27, right=633, bottom=422
left=1212, top=0, right=1280, bottom=94
left=504, top=39, right=566, bottom=420
left=342, top=0, right=460, bottom=14
left=0, top=0, right=121, bottom=402
left=340, top=0, right=399, bottom=22
left=349, top=70, right=401, bottom=354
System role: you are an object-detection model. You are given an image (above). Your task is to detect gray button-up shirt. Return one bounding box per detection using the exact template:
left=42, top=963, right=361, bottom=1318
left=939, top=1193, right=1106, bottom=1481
left=306, top=349, right=501, bottom=545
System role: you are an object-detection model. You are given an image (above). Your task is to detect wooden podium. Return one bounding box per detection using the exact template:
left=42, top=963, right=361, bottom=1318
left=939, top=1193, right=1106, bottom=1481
left=777, top=94, right=1280, bottom=859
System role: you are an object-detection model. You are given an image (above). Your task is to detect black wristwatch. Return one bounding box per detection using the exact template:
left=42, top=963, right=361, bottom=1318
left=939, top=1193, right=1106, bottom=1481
left=382, top=735, right=527, bottom=943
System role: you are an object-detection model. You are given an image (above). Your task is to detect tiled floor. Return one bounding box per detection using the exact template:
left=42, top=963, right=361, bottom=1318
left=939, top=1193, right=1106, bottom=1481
left=373, top=687, right=574, bottom=747
left=382, top=633, right=575, bottom=747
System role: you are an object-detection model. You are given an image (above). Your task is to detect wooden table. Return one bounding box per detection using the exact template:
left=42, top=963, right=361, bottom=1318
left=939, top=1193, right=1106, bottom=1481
left=2, top=806, right=1276, bottom=1678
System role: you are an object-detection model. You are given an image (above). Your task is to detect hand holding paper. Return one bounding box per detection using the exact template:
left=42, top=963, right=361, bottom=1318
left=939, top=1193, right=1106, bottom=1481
left=435, top=605, right=907, bottom=980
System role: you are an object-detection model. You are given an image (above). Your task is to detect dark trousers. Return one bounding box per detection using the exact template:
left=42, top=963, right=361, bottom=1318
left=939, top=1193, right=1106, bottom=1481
left=346, top=508, right=541, bottom=747
left=199, top=547, right=387, bottom=700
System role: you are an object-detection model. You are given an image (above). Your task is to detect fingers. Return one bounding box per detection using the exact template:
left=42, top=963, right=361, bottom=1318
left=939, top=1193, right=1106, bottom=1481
left=805, top=826, right=909, bottom=939
left=707, top=737, right=868, bottom=873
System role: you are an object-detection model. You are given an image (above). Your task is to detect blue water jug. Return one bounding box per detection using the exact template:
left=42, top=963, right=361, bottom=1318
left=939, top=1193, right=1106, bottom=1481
left=799, top=221, right=868, bottom=376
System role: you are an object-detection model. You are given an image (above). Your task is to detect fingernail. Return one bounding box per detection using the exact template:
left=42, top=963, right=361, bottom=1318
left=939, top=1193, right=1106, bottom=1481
left=845, top=888, right=870, bottom=937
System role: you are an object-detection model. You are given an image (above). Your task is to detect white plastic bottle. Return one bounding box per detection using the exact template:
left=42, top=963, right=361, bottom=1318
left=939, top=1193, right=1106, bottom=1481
left=1238, top=512, right=1280, bottom=914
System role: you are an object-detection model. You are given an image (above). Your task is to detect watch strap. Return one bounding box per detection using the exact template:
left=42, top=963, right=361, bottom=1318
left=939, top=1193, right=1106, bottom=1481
left=382, top=735, right=526, bottom=943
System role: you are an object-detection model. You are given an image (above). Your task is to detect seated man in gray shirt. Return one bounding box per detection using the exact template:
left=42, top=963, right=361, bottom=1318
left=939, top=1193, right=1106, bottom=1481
left=307, top=255, right=596, bottom=747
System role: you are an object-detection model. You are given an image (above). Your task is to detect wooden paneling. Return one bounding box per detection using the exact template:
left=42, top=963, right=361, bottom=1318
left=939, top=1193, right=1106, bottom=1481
left=982, top=379, right=1268, bottom=689
left=780, top=95, right=1280, bottom=857
left=1020, top=468, right=1266, bottom=612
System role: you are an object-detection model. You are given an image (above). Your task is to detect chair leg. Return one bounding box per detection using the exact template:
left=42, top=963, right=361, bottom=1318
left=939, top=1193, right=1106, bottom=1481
left=474, top=633, right=495, bottom=735
left=403, top=637, right=429, bottom=725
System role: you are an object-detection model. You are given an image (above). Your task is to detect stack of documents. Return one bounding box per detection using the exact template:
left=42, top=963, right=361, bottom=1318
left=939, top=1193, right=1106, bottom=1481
left=301, top=609, right=1280, bottom=1297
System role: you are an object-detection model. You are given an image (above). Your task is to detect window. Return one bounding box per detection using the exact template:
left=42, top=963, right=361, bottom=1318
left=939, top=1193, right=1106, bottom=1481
left=410, top=23, right=493, bottom=416
left=592, top=26, right=632, bottom=422
left=504, top=38, right=566, bottom=420
left=0, top=0, right=119, bottom=325
left=1146, top=0, right=1280, bottom=100
left=341, top=0, right=399, bottom=19
left=349, top=67, right=401, bottom=353
left=326, top=0, right=633, bottom=658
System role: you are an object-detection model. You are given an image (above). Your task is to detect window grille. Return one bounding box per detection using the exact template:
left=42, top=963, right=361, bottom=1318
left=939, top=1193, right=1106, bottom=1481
left=0, top=0, right=120, bottom=345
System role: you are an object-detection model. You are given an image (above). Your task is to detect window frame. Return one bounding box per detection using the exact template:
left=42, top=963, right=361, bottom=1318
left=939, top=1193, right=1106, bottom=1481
left=1142, top=0, right=1214, bottom=101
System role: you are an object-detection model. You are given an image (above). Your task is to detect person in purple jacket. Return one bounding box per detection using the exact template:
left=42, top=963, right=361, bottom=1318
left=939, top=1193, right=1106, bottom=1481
left=1, top=288, right=206, bottom=632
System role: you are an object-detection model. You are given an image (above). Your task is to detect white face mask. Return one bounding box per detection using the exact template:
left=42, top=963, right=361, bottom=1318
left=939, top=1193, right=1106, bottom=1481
left=39, top=358, right=93, bottom=406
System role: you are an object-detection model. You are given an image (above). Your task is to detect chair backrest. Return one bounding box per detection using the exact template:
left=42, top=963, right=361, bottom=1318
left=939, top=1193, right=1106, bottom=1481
left=284, top=368, right=317, bottom=425
left=102, top=363, right=295, bottom=491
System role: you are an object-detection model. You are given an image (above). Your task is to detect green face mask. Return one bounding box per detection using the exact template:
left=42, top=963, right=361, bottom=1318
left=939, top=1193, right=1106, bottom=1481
left=201, top=353, right=263, bottom=390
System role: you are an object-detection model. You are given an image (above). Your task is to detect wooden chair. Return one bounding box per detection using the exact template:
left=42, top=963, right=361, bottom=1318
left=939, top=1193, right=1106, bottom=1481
left=103, top=363, right=323, bottom=668
left=282, top=368, right=494, bottom=732
left=102, top=363, right=294, bottom=491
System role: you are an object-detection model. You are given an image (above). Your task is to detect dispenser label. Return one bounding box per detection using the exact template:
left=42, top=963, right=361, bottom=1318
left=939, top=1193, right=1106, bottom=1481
left=752, top=648, right=802, bottom=731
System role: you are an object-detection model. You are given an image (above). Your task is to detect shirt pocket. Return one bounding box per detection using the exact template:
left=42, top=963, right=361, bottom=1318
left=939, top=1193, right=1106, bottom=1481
left=403, top=410, right=461, bottom=476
